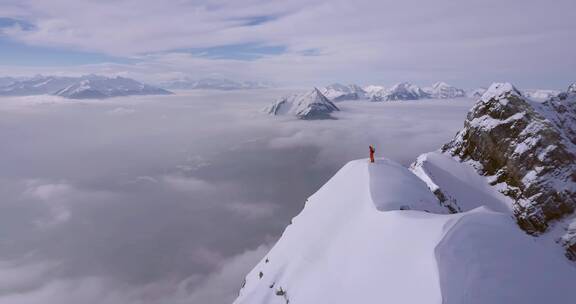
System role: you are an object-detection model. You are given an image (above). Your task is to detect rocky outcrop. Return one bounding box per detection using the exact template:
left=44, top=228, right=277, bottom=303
left=442, top=83, right=576, bottom=241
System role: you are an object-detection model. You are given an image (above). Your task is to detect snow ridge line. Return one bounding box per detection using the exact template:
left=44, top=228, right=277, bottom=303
left=434, top=212, right=470, bottom=304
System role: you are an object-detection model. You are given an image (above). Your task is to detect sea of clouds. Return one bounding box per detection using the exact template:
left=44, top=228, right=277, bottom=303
left=0, top=90, right=474, bottom=303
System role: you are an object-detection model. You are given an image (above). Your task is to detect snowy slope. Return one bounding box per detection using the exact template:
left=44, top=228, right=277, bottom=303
left=411, top=151, right=513, bottom=213
left=263, top=88, right=339, bottom=120
left=235, top=159, right=576, bottom=304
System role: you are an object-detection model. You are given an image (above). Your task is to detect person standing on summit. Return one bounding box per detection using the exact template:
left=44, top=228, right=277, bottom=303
left=369, top=145, right=375, bottom=163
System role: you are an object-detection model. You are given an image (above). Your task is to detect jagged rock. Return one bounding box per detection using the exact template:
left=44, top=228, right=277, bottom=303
left=442, top=82, right=576, bottom=235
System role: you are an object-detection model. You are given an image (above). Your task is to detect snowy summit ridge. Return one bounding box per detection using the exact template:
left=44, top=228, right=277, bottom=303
left=235, top=159, right=576, bottom=304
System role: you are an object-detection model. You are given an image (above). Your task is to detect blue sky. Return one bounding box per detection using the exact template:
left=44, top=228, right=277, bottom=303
left=0, top=0, right=575, bottom=89
left=0, top=16, right=286, bottom=65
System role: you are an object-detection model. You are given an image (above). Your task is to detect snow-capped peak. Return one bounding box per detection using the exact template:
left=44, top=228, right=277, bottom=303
left=264, top=88, right=339, bottom=119
left=568, top=83, right=576, bottom=93
left=480, top=82, right=521, bottom=102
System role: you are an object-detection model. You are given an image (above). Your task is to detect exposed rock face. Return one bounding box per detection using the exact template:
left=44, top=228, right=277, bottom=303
left=442, top=83, right=576, bottom=240
left=264, top=88, right=339, bottom=120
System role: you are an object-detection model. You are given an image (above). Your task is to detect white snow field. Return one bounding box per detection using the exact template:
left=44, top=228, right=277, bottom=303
left=235, top=158, right=576, bottom=304
left=411, top=151, right=513, bottom=213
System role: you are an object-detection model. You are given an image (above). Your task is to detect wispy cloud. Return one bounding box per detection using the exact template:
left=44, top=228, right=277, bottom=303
left=0, top=0, right=574, bottom=87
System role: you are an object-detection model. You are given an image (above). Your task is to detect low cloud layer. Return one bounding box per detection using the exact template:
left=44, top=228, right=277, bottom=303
left=0, top=90, right=474, bottom=303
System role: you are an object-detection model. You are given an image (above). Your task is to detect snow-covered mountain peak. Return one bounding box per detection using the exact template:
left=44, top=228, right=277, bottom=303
left=568, top=83, right=576, bottom=93
left=480, top=82, right=522, bottom=103
left=264, top=88, right=339, bottom=119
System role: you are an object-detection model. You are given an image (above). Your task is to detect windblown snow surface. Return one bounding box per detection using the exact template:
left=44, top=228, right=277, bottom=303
left=235, top=159, right=576, bottom=304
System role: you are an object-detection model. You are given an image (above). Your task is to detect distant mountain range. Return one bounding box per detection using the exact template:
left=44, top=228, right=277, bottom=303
left=0, top=75, right=172, bottom=99
left=160, top=78, right=273, bottom=90
left=266, top=82, right=568, bottom=120
left=321, top=82, right=468, bottom=102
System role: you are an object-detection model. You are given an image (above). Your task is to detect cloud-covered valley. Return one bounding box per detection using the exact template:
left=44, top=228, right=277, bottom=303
left=0, top=90, right=474, bottom=303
